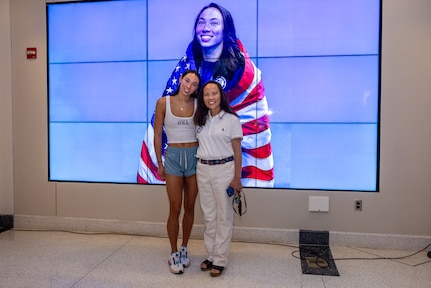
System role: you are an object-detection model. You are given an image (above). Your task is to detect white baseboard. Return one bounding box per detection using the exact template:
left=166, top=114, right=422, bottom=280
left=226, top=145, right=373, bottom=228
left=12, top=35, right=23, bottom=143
left=14, top=215, right=431, bottom=251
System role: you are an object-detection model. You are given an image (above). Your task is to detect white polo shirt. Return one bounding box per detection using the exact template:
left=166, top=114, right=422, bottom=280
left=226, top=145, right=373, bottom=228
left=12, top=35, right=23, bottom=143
left=196, top=110, right=243, bottom=160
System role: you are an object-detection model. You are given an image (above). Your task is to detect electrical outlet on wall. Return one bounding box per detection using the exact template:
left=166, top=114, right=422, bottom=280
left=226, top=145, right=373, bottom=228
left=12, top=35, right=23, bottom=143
left=354, top=200, right=362, bottom=211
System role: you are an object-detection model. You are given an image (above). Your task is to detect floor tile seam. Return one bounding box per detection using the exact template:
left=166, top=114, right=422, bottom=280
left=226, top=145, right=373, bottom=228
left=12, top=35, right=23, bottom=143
left=67, top=236, right=136, bottom=287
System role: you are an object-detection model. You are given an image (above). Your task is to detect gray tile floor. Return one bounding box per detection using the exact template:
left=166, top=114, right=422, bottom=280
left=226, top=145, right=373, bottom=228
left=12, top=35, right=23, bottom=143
left=0, top=229, right=430, bottom=288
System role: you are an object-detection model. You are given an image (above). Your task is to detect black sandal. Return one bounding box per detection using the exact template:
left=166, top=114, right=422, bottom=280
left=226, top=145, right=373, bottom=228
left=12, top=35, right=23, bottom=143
left=200, top=260, right=213, bottom=271
left=210, top=265, right=224, bottom=277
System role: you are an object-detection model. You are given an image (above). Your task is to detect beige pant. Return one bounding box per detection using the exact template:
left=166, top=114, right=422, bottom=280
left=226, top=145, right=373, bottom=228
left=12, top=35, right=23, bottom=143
left=197, top=160, right=235, bottom=267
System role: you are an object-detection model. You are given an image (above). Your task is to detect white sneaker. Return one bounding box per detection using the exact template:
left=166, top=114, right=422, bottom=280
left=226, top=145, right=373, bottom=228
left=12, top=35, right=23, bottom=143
left=168, top=252, right=184, bottom=274
left=180, top=246, right=190, bottom=268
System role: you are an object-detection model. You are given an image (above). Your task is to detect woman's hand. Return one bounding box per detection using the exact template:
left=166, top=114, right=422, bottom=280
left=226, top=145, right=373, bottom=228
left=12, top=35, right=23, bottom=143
left=158, top=164, right=166, bottom=181
left=230, top=177, right=242, bottom=195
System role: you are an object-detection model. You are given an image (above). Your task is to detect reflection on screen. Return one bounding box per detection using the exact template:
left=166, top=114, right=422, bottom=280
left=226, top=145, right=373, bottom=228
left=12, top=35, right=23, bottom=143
left=47, top=0, right=381, bottom=191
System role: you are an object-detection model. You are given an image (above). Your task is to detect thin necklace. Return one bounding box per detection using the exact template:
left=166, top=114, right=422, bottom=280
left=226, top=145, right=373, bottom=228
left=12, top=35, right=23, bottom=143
left=177, top=97, right=190, bottom=111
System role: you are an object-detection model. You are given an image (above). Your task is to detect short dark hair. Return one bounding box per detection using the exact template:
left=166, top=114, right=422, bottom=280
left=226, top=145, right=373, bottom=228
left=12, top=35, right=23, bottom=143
left=194, top=80, right=238, bottom=126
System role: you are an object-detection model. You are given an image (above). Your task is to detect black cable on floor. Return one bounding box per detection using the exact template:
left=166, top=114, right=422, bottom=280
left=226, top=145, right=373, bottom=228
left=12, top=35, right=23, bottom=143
left=290, top=243, right=431, bottom=268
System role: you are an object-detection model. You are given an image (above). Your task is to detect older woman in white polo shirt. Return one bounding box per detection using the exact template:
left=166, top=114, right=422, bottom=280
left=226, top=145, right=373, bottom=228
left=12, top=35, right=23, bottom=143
left=194, top=80, right=243, bottom=277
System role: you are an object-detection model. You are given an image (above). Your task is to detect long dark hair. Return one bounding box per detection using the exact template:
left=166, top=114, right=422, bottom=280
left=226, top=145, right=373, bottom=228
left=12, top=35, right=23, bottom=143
left=170, top=70, right=201, bottom=98
left=191, top=3, right=244, bottom=81
left=194, top=80, right=238, bottom=126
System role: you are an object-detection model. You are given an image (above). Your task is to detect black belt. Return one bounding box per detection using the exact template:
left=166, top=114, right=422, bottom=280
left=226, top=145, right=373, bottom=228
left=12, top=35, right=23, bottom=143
left=200, top=156, right=234, bottom=165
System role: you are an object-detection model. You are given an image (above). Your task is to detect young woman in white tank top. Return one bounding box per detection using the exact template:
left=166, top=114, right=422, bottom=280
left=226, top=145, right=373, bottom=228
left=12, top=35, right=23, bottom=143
left=153, top=70, right=201, bottom=274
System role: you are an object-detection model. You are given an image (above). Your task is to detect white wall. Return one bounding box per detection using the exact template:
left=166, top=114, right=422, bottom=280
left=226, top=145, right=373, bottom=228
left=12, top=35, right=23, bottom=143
left=0, top=0, right=14, bottom=215
left=4, top=0, right=431, bottom=242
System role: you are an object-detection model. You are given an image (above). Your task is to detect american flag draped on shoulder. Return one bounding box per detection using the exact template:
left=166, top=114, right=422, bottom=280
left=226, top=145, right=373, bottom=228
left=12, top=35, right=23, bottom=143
left=137, top=40, right=274, bottom=187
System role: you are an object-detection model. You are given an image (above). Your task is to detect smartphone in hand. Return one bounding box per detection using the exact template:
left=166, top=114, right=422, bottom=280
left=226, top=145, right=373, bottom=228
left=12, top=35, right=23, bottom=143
left=226, top=186, right=234, bottom=197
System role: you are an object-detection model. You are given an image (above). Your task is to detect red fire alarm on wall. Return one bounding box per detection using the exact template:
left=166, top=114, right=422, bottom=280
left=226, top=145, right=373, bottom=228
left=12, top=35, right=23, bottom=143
left=26, top=47, right=37, bottom=59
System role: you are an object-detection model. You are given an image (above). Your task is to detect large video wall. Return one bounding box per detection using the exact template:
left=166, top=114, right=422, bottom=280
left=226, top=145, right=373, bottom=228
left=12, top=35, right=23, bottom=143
left=47, top=0, right=381, bottom=191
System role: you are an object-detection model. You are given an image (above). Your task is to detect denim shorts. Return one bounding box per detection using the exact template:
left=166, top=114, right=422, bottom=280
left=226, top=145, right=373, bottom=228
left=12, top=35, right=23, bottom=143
left=164, top=146, right=198, bottom=177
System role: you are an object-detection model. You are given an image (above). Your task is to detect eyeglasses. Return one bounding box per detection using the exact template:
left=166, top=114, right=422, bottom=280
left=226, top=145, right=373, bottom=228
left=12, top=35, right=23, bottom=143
left=233, top=190, right=247, bottom=216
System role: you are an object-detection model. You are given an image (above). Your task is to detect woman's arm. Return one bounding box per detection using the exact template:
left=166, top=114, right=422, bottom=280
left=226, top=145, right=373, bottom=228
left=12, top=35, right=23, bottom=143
left=153, top=97, right=166, bottom=179
left=231, top=137, right=243, bottom=194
